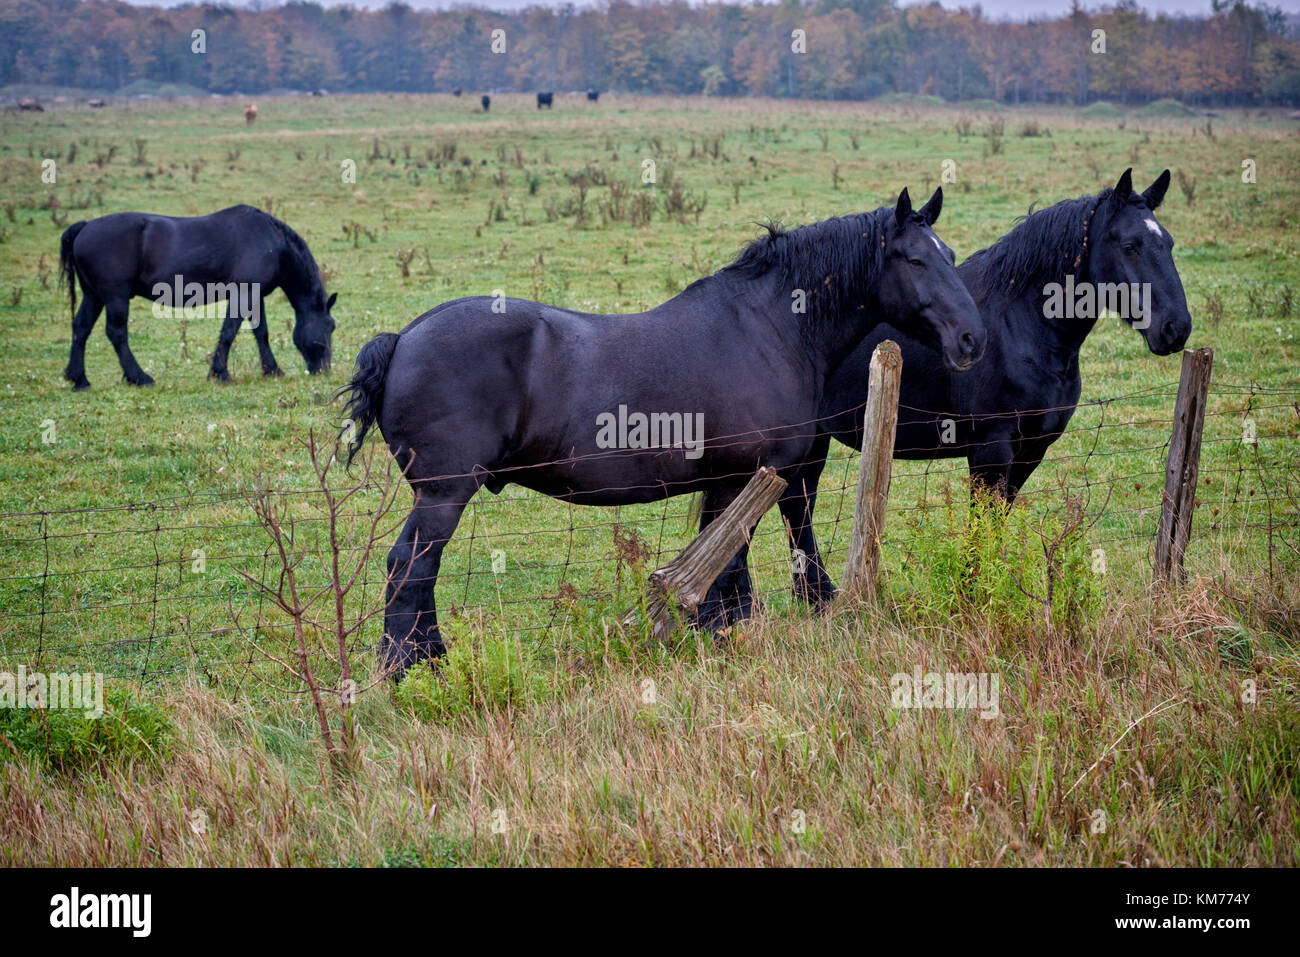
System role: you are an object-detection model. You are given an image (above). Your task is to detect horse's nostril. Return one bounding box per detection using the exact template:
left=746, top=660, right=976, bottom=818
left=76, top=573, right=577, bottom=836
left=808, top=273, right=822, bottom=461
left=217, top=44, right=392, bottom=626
left=960, top=332, right=978, bottom=353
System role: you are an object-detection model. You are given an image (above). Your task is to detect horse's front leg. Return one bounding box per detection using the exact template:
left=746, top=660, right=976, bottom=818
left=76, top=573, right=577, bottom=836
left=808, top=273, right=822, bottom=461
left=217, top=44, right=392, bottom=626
left=209, top=300, right=244, bottom=382
left=691, top=485, right=759, bottom=637
left=248, top=295, right=282, bottom=377
left=781, top=433, right=838, bottom=609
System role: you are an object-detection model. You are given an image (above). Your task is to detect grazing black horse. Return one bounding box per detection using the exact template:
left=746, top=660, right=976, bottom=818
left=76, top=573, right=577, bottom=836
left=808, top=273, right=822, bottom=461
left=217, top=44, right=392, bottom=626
left=537, top=91, right=553, bottom=109
left=782, top=169, right=1194, bottom=606
left=341, top=188, right=986, bottom=676
left=59, top=205, right=336, bottom=389
left=481, top=94, right=490, bottom=112
left=586, top=90, right=599, bottom=102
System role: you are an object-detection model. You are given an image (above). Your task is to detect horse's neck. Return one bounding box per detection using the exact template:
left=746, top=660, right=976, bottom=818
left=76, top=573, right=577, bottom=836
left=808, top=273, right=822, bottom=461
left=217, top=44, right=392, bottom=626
left=991, top=257, right=1097, bottom=374
left=278, top=258, right=319, bottom=313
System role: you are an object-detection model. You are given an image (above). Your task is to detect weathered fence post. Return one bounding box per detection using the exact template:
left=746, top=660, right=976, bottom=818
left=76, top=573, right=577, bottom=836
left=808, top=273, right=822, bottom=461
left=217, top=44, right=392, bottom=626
left=842, top=340, right=903, bottom=598
left=626, top=466, right=787, bottom=638
left=1155, top=347, right=1214, bottom=582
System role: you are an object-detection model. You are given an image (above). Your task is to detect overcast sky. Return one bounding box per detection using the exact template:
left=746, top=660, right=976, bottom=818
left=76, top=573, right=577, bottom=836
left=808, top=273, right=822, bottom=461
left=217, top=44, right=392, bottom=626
left=121, top=1, right=1300, bottom=15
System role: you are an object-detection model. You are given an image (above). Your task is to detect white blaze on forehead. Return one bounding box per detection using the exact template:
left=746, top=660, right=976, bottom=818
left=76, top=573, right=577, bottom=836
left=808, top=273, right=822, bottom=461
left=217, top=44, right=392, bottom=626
left=1143, top=217, right=1162, bottom=236
left=930, top=235, right=943, bottom=251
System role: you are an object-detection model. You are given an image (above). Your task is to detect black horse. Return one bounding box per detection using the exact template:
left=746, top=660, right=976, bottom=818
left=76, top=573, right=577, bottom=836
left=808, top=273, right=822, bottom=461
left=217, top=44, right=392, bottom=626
left=782, top=169, right=1194, bottom=606
left=59, top=205, right=336, bottom=389
left=537, top=92, right=554, bottom=109
left=481, top=94, right=490, bottom=112
left=341, top=188, right=986, bottom=676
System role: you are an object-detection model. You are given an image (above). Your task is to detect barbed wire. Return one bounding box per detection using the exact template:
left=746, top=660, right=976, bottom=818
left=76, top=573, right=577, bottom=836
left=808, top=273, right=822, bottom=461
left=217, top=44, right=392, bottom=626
left=1, top=379, right=1296, bottom=701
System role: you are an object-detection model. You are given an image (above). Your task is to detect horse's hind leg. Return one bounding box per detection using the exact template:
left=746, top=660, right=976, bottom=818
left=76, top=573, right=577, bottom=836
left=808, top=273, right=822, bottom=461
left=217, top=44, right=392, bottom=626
left=104, top=298, right=153, bottom=386
left=382, top=477, right=475, bottom=679
left=64, top=290, right=103, bottom=390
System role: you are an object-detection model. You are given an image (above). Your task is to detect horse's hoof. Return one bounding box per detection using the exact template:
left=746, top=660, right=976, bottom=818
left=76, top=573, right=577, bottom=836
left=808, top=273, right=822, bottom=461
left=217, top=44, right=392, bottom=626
left=132, top=376, right=155, bottom=387
left=263, top=367, right=284, bottom=378
left=793, top=577, right=838, bottom=609
left=209, top=371, right=232, bottom=384
left=71, top=381, right=91, bottom=392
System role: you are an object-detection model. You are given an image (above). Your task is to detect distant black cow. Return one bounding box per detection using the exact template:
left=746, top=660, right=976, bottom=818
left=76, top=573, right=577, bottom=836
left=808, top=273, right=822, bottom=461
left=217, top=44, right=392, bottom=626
left=18, top=98, right=43, bottom=112
left=586, top=90, right=599, bottom=102
left=452, top=87, right=462, bottom=97
left=537, top=91, right=553, bottom=109
left=481, top=94, right=490, bottom=112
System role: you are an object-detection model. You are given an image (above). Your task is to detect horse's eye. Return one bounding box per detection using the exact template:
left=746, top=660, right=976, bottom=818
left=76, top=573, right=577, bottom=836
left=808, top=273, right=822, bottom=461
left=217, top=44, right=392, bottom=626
left=1123, top=241, right=1139, bottom=254
left=908, top=258, right=925, bottom=269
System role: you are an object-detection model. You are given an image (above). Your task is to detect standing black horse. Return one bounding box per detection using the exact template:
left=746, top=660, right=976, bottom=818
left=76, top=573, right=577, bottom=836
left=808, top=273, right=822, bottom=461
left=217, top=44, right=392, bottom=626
left=60, top=205, right=336, bottom=389
left=782, top=169, right=1194, bottom=606
left=341, top=188, right=986, bottom=676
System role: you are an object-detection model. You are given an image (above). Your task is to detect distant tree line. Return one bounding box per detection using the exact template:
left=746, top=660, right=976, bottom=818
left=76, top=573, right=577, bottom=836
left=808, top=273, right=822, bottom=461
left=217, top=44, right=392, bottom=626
left=2, top=0, right=1298, bottom=106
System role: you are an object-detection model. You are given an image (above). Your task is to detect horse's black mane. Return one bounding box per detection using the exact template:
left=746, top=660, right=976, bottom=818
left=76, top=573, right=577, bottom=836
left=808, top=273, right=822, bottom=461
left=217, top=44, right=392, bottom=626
left=703, top=208, right=890, bottom=333
left=263, top=210, right=326, bottom=304
left=963, top=188, right=1116, bottom=297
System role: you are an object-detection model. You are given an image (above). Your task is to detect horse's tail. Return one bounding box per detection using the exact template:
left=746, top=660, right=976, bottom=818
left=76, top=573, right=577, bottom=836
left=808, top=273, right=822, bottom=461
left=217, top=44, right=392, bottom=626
left=337, top=332, right=400, bottom=468
left=59, top=221, right=88, bottom=320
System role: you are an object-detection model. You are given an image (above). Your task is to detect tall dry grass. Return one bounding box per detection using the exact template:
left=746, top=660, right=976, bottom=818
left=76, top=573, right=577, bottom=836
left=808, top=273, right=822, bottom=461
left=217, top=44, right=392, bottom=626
left=3, top=572, right=1295, bottom=867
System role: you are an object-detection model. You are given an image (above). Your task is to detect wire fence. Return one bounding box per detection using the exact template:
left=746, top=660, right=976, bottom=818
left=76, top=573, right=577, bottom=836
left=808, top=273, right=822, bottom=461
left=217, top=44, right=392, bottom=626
left=1, top=378, right=1296, bottom=699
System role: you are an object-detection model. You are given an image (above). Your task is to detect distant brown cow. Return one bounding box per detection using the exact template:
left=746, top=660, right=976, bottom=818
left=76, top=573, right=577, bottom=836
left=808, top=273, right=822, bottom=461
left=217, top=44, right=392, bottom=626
left=244, top=103, right=257, bottom=126
left=18, top=98, right=43, bottom=112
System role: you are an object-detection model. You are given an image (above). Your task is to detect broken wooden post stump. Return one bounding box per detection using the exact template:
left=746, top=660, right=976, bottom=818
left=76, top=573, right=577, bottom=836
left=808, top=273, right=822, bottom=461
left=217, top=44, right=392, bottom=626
left=625, top=466, right=787, bottom=638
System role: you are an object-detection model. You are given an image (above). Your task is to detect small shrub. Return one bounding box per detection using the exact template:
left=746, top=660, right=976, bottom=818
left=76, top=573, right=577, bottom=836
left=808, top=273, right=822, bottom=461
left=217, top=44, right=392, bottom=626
left=394, top=634, right=548, bottom=722
left=0, top=685, right=173, bottom=775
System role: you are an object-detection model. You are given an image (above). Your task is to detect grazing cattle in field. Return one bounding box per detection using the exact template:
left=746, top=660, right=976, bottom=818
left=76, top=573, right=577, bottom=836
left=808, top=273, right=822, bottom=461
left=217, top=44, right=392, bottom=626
left=537, top=91, right=553, bottom=109
left=586, top=90, right=599, bottom=102
left=18, top=98, right=43, bottom=112
left=452, top=87, right=462, bottom=97
left=244, top=103, right=257, bottom=125
left=340, top=188, right=986, bottom=678
left=59, top=205, right=337, bottom=389
left=481, top=94, right=490, bottom=112
left=87, top=98, right=106, bottom=109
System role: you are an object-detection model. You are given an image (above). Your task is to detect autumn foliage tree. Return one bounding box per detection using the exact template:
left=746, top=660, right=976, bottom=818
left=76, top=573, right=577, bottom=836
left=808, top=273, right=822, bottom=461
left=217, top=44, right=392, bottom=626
left=0, top=0, right=1295, bottom=106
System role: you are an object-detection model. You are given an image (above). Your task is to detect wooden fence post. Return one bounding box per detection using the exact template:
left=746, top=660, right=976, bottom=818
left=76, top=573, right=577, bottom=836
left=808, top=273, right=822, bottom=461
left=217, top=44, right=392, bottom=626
left=626, top=466, right=788, bottom=638
left=842, top=340, right=903, bottom=598
left=1155, top=347, right=1213, bottom=583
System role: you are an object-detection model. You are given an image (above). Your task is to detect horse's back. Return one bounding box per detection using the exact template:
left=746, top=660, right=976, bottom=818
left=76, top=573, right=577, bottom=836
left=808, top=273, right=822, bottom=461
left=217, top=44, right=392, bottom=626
left=71, top=206, right=279, bottom=293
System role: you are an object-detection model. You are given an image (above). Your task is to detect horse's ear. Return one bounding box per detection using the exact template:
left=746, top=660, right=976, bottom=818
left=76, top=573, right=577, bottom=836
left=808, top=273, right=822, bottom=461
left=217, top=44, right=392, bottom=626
left=919, top=187, right=943, bottom=225
left=326, top=292, right=337, bottom=311
left=1143, top=170, right=1171, bottom=211
left=895, top=188, right=912, bottom=227
left=1113, top=168, right=1134, bottom=203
